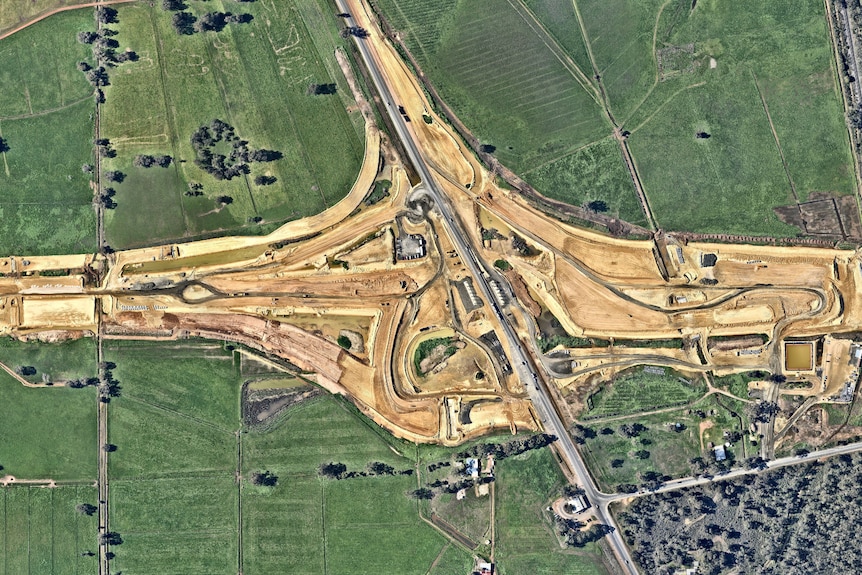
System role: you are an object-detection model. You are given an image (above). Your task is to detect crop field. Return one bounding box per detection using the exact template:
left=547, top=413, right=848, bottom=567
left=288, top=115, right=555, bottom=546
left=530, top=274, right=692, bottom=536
left=586, top=367, right=706, bottom=417
left=100, top=0, right=365, bottom=249
left=541, top=0, right=855, bottom=235
left=0, top=10, right=96, bottom=255
left=0, top=367, right=96, bottom=480
left=0, top=485, right=99, bottom=575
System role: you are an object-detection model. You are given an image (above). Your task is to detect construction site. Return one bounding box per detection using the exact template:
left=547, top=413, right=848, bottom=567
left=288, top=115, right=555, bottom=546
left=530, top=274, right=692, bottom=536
left=0, top=0, right=861, bottom=457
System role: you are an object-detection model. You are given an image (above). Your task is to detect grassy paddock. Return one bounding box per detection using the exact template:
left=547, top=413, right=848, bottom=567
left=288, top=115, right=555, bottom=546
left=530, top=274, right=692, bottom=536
left=373, top=0, right=613, bottom=173
left=586, top=367, right=706, bottom=417
left=101, top=0, right=364, bottom=248
left=0, top=369, right=96, bottom=479
left=242, top=396, right=472, bottom=575
left=0, top=485, right=99, bottom=575
left=494, top=448, right=607, bottom=574
left=570, top=0, right=854, bottom=235
left=109, top=476, right=238, bottom=574
left=0, top=9, right=96, bottom=255
left=0, top=0, right=93, bottom=37
left=0, top=336, right=96, bottom=384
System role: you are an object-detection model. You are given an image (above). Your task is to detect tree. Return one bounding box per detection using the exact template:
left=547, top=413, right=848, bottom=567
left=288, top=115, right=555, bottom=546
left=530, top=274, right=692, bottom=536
left=97, top=6, right=119, bottom=24
left=337, top=334, right=352, bottom=350
left=250, top=149, right=283, bottom=162
left=161, top=0, right=187, bottom=9
left=0, top=137, right=8, bottom=154
left=76, top=503, right=98, bottom=516
left=849, top=107, right=862, bottom=129
left=103, top=170, right=125, bottom=183
left=254, top=175, right=277, bottom=186
left=409, top=488, right=434, bottom=500
left=319, top=462, right=347, bottom=479
left=77, top=61, right=92, bottom=72
left=77, top=31, right=98, bottom=44
left=250, top=470, right=278, bottom=486
left=309, top=83, right=337, bottom=95
left=586, top=199, right=609, bottom=212
left=15, top=365, right=36, bottom=376
left=216, top=195, right=233, bottom=205
left=634, top=449, right=651, bottom=460
left=82, top=164, right=94, bottom=174
left=172, top=11, right=197, bottom=35
left=102, top=443, right=117, bottom=452
left=611, top=458, right=625, bottom=468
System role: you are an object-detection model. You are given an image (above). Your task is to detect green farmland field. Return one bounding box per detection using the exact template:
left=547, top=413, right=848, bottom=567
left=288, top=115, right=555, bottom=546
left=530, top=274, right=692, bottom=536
left=0, top=10, right=96, bottom=255
left=586, top=366, right=706, bottom=417
left=378, top=0, right=856, bottom=236
left=372, top=0, right=644, bottom=222
left=0, top=485, right=99, bottom=575
left=104, top=339, right=475, bottom=574
left=0, top=0, right=92, bottom=38
left=543, top=0, right=856, bottom=235
left=0, top=335, right=96, bottom=384
left=100, top=0, right=365, bottom=249
left=0, top=368, right=96, bottom=480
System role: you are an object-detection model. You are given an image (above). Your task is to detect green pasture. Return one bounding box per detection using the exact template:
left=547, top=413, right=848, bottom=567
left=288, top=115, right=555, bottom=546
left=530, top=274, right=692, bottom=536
left=494, top=448, right=607, bottom=575
left=0, top=368, right=96, bottom=480
left=100, top=0, right=364, bottom=248
left=0, top=0, right=93, bottom=37
left=0, top=485, right=99, bottom=575
left=374, top=0, right=613, bottom=173
left=581, top=408, right=702, bottom=491
left=586, top=366, right=706, bottom=417
left=0, top=9, right=96, bottom=255
left=0, top=335, right=96, bottom=384
left=568, top=0, right=855, bottom=235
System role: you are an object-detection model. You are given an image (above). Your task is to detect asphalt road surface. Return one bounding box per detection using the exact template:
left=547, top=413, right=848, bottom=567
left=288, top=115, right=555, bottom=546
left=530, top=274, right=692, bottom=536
left=337, top=2, right=638, bottom=572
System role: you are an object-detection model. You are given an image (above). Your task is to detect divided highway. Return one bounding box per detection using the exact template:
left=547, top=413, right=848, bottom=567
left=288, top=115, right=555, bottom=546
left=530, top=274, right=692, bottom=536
left=337, top=1, right=638, bottom=572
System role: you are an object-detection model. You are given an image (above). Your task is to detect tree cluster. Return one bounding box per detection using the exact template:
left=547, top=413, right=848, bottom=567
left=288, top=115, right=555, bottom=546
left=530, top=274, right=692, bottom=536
left=619, top=452, right=862, bottom=574
left=317, top=460, right=412, bottom=481
left=171, top=10, right=252, bottom=35
left=308, top=83, right=337, bottom=95
left=190, top=119, right=282, bottom=180
left=455, top=433, right=557, bottom=461
left=133, top=154, right=173, bottom=168
left=749, top=400, right=780, bottom=423
left=555, top=516, right=615, bottom=548
left=250, top=470, right=278, bottom=486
